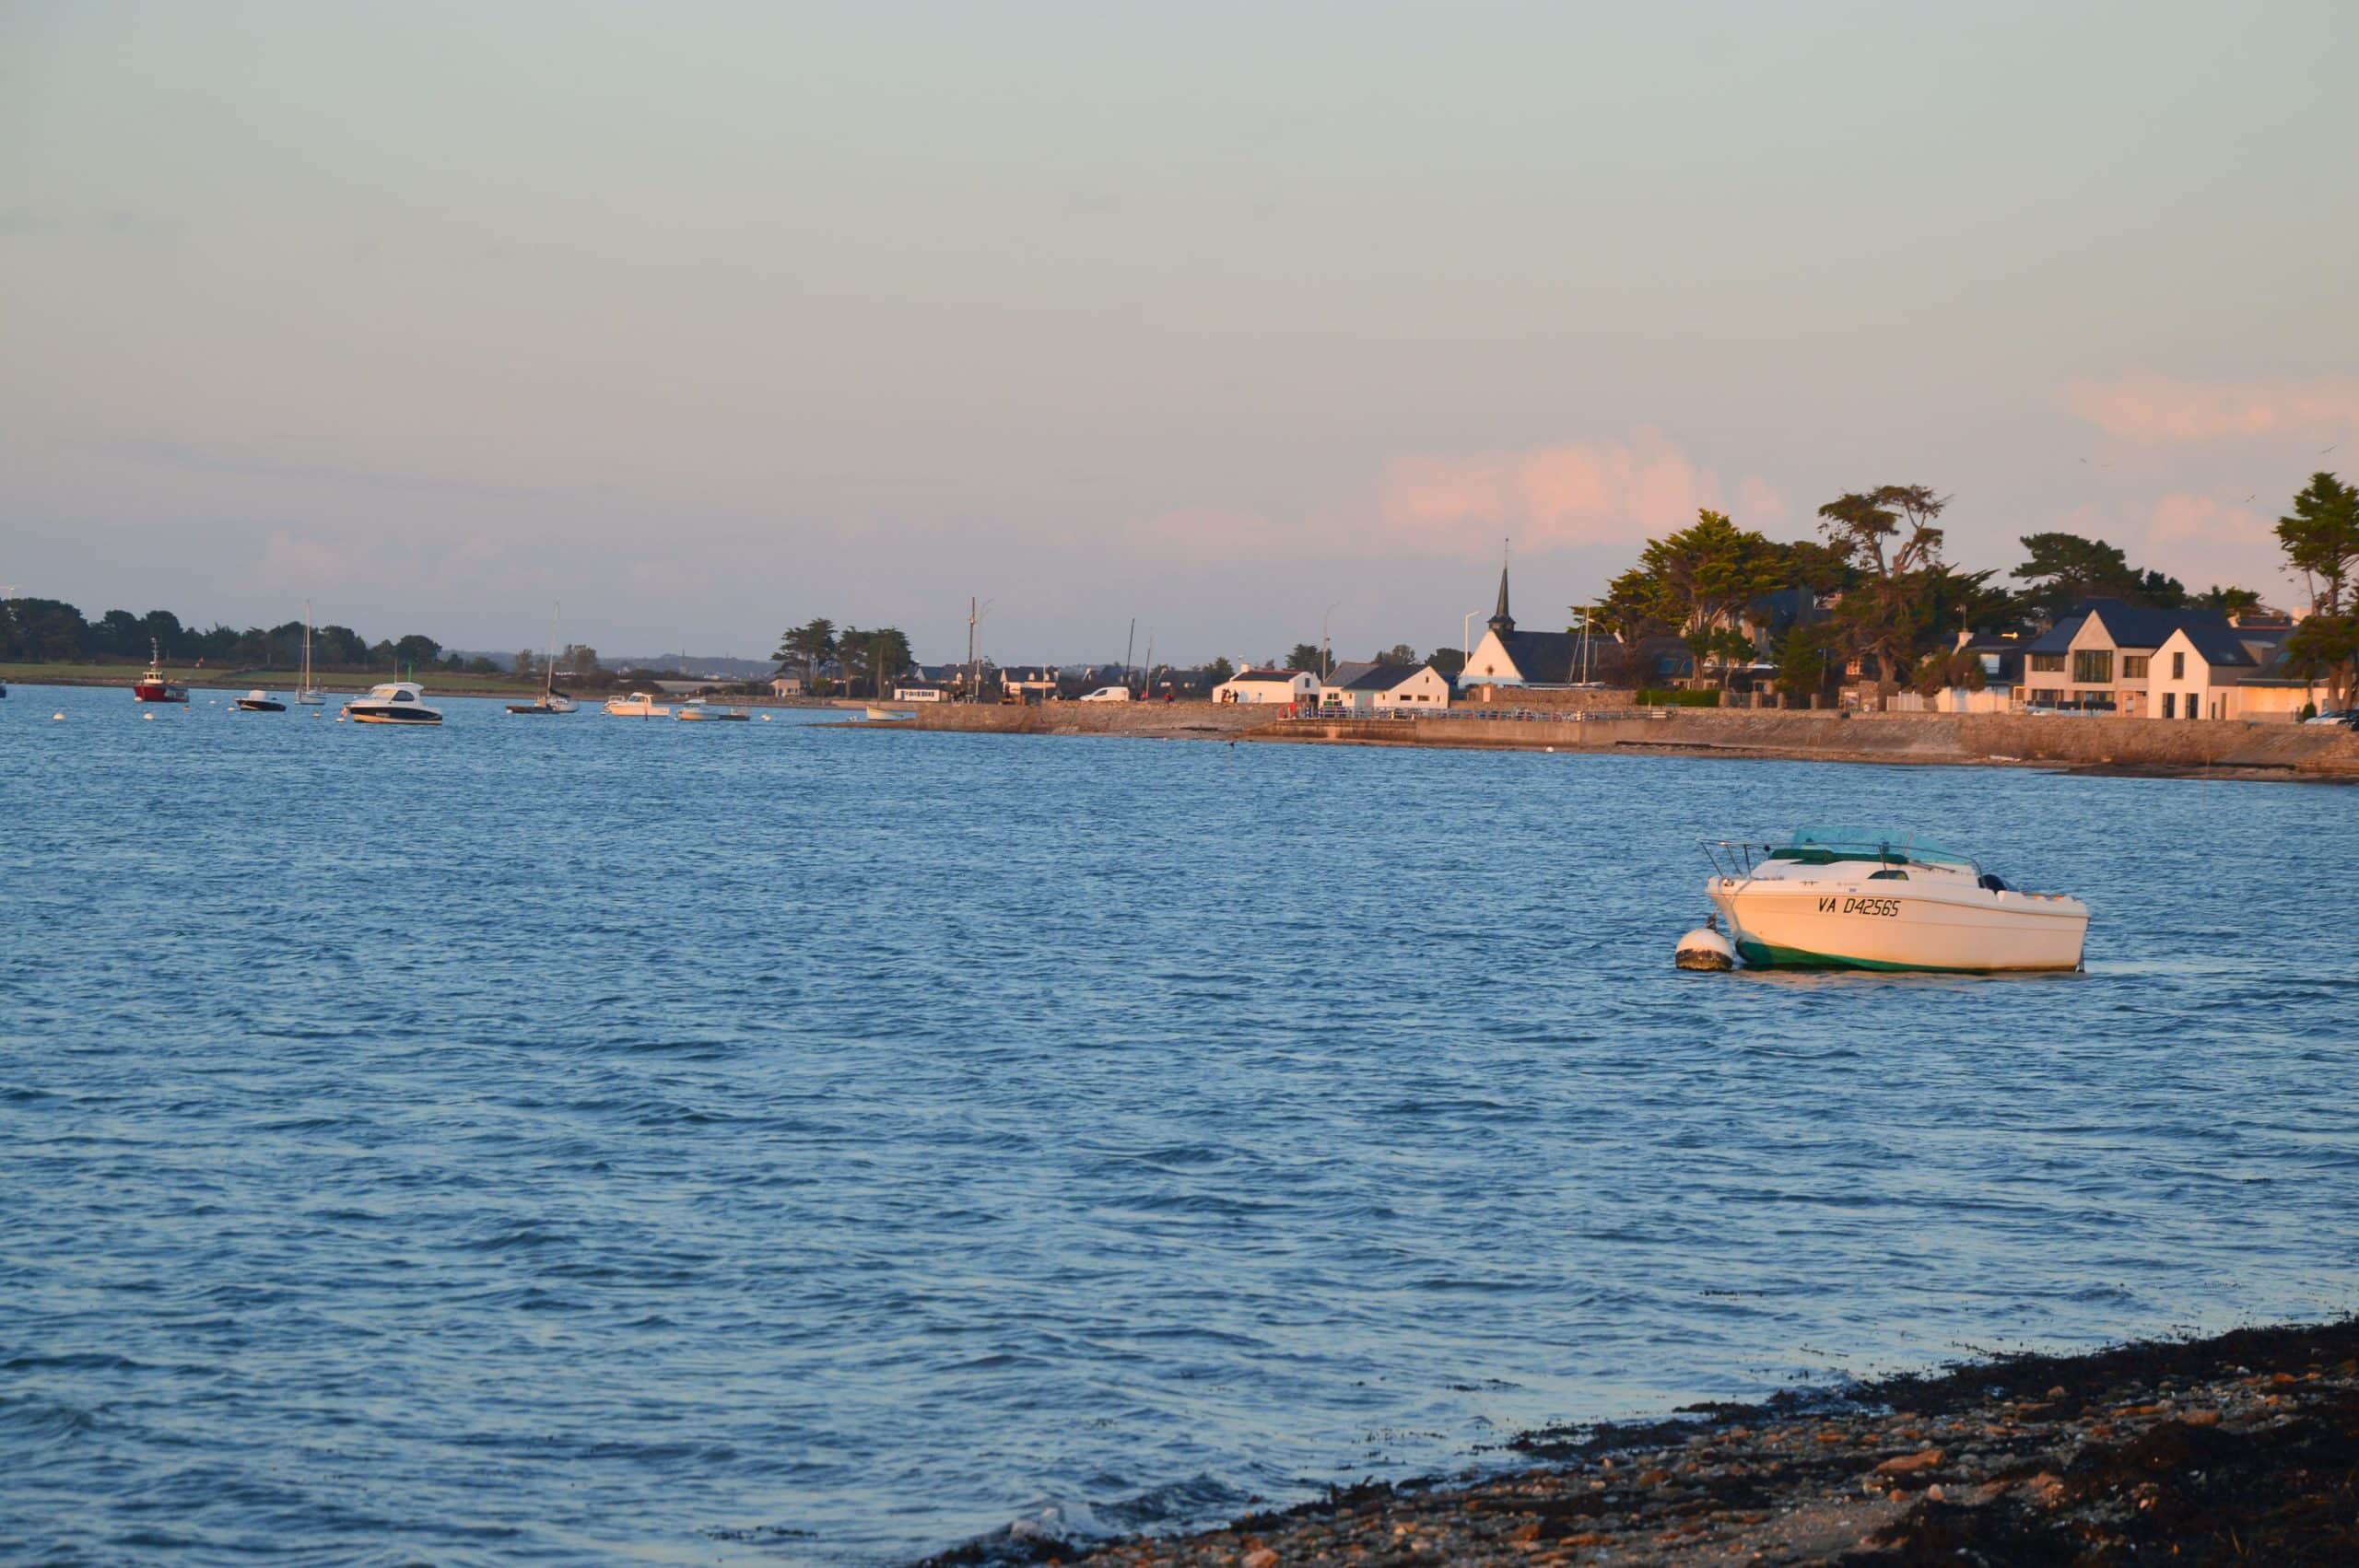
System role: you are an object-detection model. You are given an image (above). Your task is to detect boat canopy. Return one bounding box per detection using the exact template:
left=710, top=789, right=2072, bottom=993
left=1770, top=829, right=1977, bottom=870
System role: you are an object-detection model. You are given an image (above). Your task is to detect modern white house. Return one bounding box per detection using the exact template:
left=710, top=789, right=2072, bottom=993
left=2021, top=600, right=2316, bottom=719
left=1213, top=667, right=1317, bottom=705
left=1317, top=661, right=1453, bottom=713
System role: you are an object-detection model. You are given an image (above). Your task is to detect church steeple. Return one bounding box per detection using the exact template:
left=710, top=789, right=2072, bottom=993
left=1488, top=557, right=1515, bottom=637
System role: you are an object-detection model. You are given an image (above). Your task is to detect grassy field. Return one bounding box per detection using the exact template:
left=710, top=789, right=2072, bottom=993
left=0, top=662, right=546, bottom=695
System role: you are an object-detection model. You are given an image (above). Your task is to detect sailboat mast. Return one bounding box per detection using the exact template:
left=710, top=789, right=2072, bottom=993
left=301, top=600, right=312, bottom=696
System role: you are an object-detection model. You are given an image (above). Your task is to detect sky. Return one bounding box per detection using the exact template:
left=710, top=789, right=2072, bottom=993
left=5, top=0, right=2356, bottom=665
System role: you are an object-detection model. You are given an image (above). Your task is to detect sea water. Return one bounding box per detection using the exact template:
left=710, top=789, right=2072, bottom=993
left=5, top=686, right=2355, bottom=1562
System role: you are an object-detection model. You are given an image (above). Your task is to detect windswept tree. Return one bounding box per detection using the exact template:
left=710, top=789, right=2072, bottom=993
left=1816, top=485, right=1961, bottom=708
left=1375, top=642, right=1419, bottom=667
left=1204, top=656, right=1235, bottom=686
left=2278, top=472, right=2359, bottom=708
left=1426, top=647, right=1465, bottom=676
left=1285, top=642, right=1322, bottom=673
left=2196, top=585, right=2262, bottom=616
left=775, top=616, right=837, bottom=688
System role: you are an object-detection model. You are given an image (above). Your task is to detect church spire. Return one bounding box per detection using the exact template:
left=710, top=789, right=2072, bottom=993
left=1488, top=553, right=1515, bottom=636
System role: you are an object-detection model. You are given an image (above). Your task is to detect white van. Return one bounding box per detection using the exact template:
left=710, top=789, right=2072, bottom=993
left=1078, top=685, right=1133, bottom=703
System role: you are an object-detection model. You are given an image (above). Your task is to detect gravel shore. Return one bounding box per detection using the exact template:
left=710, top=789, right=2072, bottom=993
left=928, top=1318, right=2359, bottom=1566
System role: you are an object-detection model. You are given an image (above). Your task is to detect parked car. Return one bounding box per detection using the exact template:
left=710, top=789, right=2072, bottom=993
left=2302, top=709, right=2353, bottom=726
left=1078, top=686, right=1133, bottom=703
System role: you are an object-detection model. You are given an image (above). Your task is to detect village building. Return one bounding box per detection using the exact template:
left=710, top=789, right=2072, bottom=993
left=769, top=673, right=805, bottom=697
left=2020, top=600, right=2316, bottom=719
left=1317, top=661, right=1453, bottom=713
left=998, top=666, right=1061, bottom=704
left=1213, top=667, right=1317, bottom=705
left=893, top=684, right=947, bottom=703
left=1461, top=567, right=1597, bottom=685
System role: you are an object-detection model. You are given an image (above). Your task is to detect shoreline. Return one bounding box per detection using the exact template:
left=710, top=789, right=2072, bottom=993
left=927, top=1316, right=2359, bottom=1566
left=855, top=703, right=2359, bottom=784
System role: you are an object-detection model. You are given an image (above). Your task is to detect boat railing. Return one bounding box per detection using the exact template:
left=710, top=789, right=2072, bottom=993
left=1702, top=840, right=1774, bottom=878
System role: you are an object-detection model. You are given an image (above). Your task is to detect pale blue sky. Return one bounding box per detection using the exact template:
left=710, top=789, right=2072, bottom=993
left=6, top=1, right=2355, bottom=662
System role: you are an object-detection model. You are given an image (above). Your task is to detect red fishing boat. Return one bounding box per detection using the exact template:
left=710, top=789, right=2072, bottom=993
left=133, top=640, right=189, bottom=704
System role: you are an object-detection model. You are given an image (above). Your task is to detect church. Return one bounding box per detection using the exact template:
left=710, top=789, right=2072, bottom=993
left=1461, top=565, right=1596, bottom=685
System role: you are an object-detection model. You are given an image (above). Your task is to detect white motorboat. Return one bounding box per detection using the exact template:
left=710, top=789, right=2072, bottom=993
left=675, top=697, right=749, bottom=722
left=1700, top=830, right=2088, bottom=973
left=604, top=692, right=672, bottom=718
left=863, top=706, right=914, bottom=721
left=342, top=682, right=443, bottom=726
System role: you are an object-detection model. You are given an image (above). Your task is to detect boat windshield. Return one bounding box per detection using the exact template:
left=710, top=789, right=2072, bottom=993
left=1771, top=829, right=1976, bottom=870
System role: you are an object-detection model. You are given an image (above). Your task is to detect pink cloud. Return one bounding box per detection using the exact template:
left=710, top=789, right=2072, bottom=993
left=1378, top=428, right=1769, bottom=559
left=2061, top=376, right=2359, bottom=443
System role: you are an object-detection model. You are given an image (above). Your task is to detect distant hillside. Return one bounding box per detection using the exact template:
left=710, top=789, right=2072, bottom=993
left=448, top=651, right=779, bottom=677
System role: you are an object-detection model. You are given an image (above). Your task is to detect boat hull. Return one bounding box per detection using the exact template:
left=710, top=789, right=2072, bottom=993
left=1708, top=878, right=2088, bottom=973
left=235, top=699, right=286, bottom=712
left=133, top=683, right=188, bottom=703
left=347, top=708, right=442, bottom=725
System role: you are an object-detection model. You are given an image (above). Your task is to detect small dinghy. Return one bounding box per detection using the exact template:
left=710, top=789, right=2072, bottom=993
left=235, top=690, right=286, bottom=712
left=1687, top=829, right=2088, bottom=973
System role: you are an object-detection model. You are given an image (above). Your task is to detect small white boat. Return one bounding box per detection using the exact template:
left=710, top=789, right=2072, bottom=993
left=342, top=682, right=443, bottom=726
left=508, top=603, right=577, bottom=713
left=675, top=698, right=749, bottom=722
left=604, top=692, right=672, bottom=718
left=864, top=706, right=914, bottom=721
left=1701, top=830, right=2088, bottom=973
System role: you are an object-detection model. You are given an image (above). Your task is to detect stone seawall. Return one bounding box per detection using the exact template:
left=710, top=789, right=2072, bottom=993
left=874, top=702, right=1277, bottom=739
left=1251, top=708, right=2359, bottom=777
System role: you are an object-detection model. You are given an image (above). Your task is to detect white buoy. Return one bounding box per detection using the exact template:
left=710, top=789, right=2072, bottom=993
left=1675, top=917, right=1737, bottom=972
left=144, top=712, right=156, bottom=721
left=53, top=711, right=66, bottom=721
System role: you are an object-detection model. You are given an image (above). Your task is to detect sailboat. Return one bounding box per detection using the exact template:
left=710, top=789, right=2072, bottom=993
left=507, top=603, right=578, bottom=714
left=295, top=602, right=323, bottom=704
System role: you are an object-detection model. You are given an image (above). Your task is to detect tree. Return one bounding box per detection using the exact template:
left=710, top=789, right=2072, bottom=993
left=1205, top=656, right=1235, bottom=685
left=1602, top=509, right=1789, bottom=685
left=2277, top=473, right=2359, bottom=708
left=2012, top=532, right=2185, bottom=622
left=1816, top=485, right=1955, bottom=708
left=1285, top=642, right=1322, bottom=673
left=1773, top=621, right=1835, bottom=706
left=776, top=617, right=837, bottom=687
left=1427, top=647, right=1465, bottom=676
left=1375, top=642, right=1418, bottom=667
left=392, top=634, right=442, bottom=673
left=2196, top=585, right=2262, bottom=616
left=558, top=642, right=600, bottom=674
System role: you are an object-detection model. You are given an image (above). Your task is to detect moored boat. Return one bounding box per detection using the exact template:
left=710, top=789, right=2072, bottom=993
left=863, top=706, right=914, bottom=721
left=342, top=682, right=443, bottom=725
left=508, top=603, right=577, bottom=713
left=1701, top=829, right=2088, bottom=973
left=604, top=691, right=671, bottom=717
left=235, top=690, right=286, bottom=712
left=675, top=697, right=749, bottom=722
left=133, top=640, right=189, bottom=704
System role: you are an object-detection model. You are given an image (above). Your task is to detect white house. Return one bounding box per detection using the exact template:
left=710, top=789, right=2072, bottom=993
left=1318, top=661, right=1453, bottom=713
left=2150, top=625, right=2321, bottom=720
left=1214, top=667, right=1317, bottom=705
left=769, top=673, right=805, bottom=697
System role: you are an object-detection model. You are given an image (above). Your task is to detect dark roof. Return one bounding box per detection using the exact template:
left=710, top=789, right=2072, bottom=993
left=1324, top=660, right=1438, bottom=691
left=1229, top=667, right=1310, bottom=683
left=2025, top=600, right=2258, bottom=666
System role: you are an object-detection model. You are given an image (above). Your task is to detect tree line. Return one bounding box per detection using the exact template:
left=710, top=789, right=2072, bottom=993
left=1593, top=474, right=2358, bottom=708
left=0, top=599, right=508, bottom=676
left=773, top=617, right=916, bottom=697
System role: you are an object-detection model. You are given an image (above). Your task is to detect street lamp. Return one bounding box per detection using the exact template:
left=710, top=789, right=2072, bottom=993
left=1462, top=608, right=1484, bottom=665
left=1321, top=601, right=1341, bottom=681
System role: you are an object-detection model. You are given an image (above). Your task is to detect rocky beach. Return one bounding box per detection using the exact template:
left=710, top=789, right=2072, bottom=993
left=933, top=1318, right=2359, bottom=1567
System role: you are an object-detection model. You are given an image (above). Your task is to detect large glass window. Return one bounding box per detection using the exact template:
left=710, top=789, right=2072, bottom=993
left=2122, top=655, right=2149, bottom=678
left=2072, top=649, right=2114, bottom=684
left=2163, top=693, right=2176, bottom=719
left=2031, top=652, right=2065, bottom=673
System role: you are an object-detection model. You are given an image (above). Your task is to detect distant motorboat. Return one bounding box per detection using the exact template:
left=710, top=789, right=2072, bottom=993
left=604, top=692, right=672, bottom=718
left=864, top=706, right=915, bottom=721
left=133, top=640, right=189, bottom=704
left=675, top=697, right=749, bottom=722
left=1698, top=829, right=2088, bottom=973
left=235, top=690, right=286, bottom=712
left=342, top=682, right=443, bottom=726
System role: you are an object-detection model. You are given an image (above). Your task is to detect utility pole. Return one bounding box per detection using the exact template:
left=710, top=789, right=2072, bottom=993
left=966, top=596, right=977, bottom=702
left=1123, top=618, right=1136, bottom=690
left=1139, top=630, right=1153, bottom=697
left=1321, top=602, right=1340, bottom=681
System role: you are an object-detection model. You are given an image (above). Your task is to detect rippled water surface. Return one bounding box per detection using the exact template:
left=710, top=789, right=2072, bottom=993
left=6, top=685, right=2357, bottom=1562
